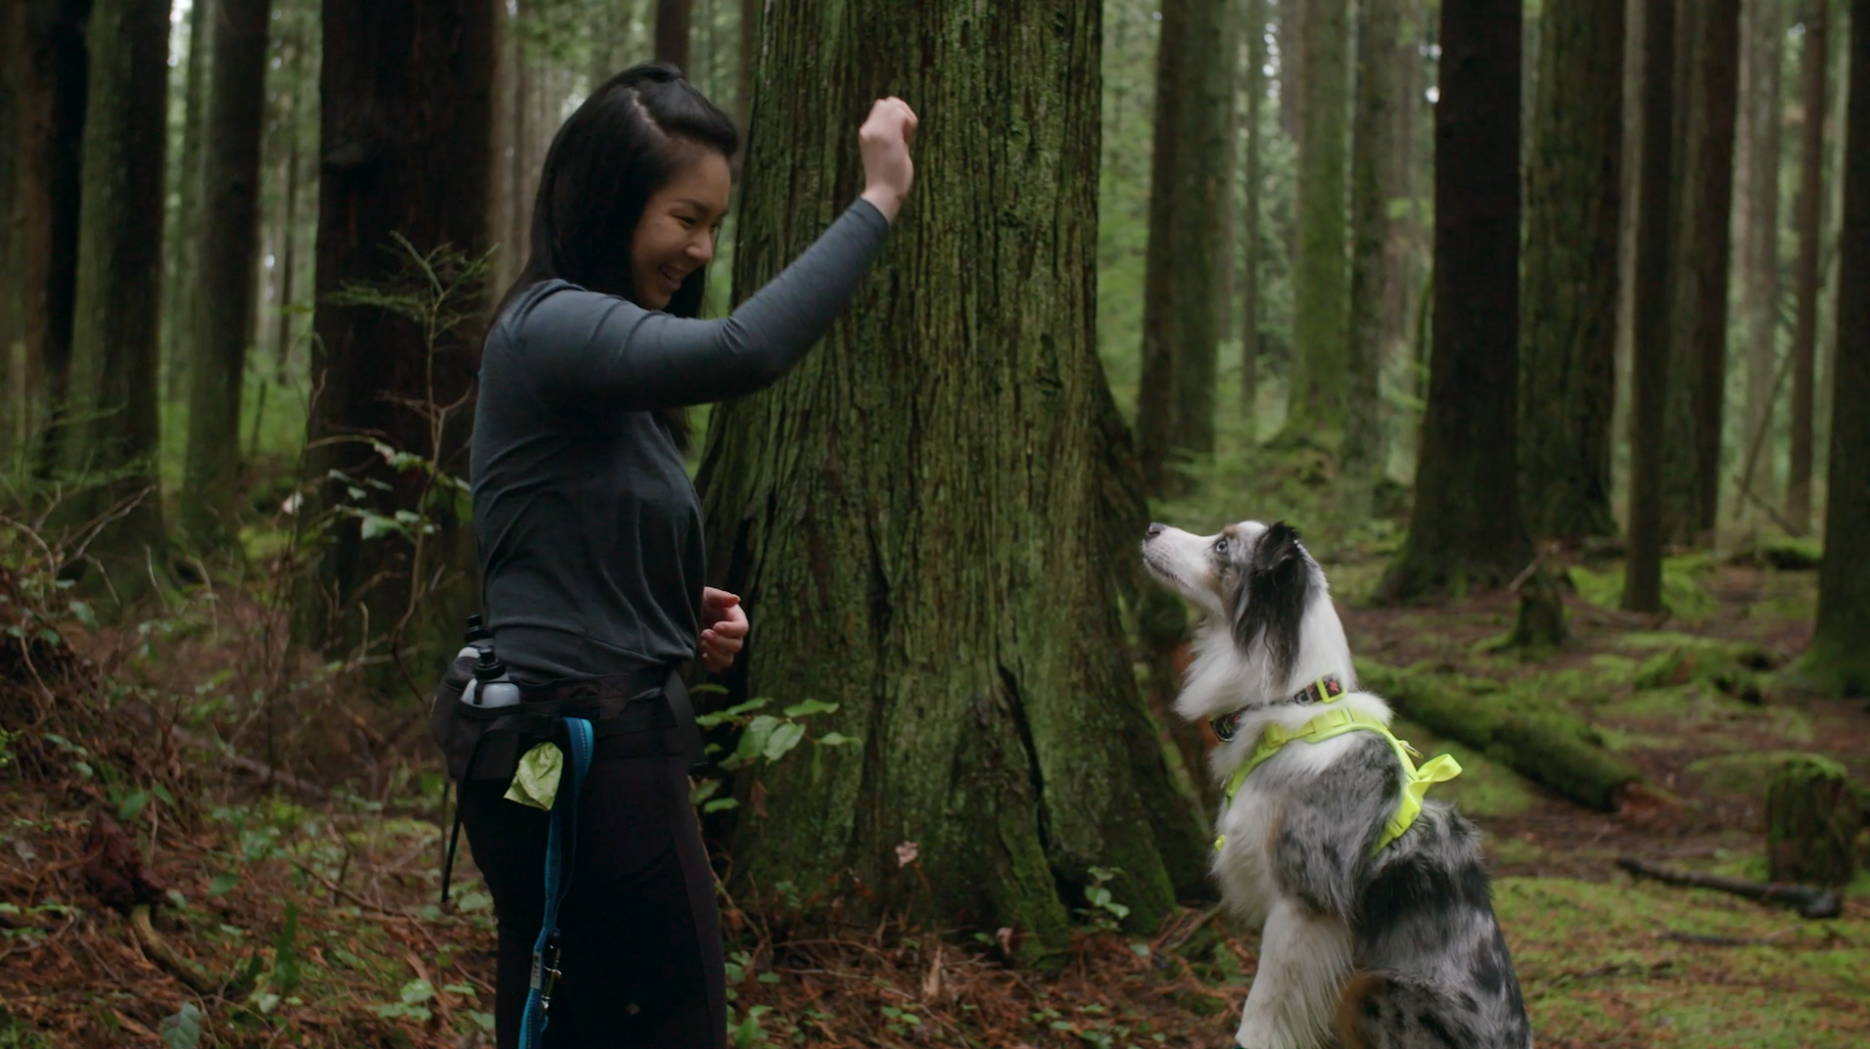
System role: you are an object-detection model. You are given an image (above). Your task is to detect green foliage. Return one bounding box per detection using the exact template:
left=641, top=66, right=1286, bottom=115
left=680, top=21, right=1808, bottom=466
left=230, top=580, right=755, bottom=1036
left=691, top=690, right=859, bottom=815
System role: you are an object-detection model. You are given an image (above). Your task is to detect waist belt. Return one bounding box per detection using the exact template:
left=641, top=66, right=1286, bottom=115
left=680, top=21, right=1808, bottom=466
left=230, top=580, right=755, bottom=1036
left=438, top=664, right=708, bottom=906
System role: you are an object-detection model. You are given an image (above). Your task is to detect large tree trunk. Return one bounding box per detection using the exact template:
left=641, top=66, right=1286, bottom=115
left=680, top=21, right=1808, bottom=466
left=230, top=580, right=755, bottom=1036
left=1785, top=1, right=1826, bottom=536
left=181, top=0, right=272, bottom=545
left=1624, top=0, right=1679, bottom=613
left=1733, top=0, right=1785, bottom=521
left=61, top=0, right=170, bottom=604
left=654, top=0, right=690, bottom=69
left=1282, top=0, right=1352, bottom=446
left=1135, top=0, right=1231, bottom=495
left=1345, top=0, right=1416, bottom=496
left=14, top=0, right=90, bottom=478
left=1376, top=0, right=1530, bottom=603
left=1801, top=0, right=1870, bottom=697
left=1519, top=0, right=1624, bottom=543
left=1660, top=0, right=1740, bottom=543
left=1, top=12, right=22, bottom=460
left=697, top=0, right=1208, bottom=958
left=295, top=2, right=496, bottom=672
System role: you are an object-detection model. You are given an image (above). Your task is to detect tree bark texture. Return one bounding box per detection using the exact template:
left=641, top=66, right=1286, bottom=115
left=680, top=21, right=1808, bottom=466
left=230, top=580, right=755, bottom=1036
left=1786, top=1, right=1826, bottom=535
left=655, top=0, right=691, bottom=69
left=1806, top=0, right=1869, bottom=697
left=1624, top=0, right=1678, bottom=613
left=1241, top=0, right=1267, bottom=417
left=697, top=0, right=1209, bottom=956
left=296, top=0, right=496, bottom=666
left=1135, top=0, right=1232, bottom=495
left=1660, top=0, right=1740, bottom=542
left=182, top=0, right=272, bottom=544
left=1344, top=0, right=1412, bottom=494
left=1520, top=0, right=1624, bottom=542
left=1734, top=0, right=1784, bottom=515
left=62, top=0, right=170, bottom=599
left=1378, top=0, right=1530, bottom=602
left=1285, top=0, right=1352, bottom=445
left=13, top=0, right=91, bottom=477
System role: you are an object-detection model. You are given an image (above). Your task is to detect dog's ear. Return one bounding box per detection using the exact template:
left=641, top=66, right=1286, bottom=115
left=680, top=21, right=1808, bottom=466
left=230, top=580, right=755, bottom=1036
left=1231, top=521, right=1313, bottom=685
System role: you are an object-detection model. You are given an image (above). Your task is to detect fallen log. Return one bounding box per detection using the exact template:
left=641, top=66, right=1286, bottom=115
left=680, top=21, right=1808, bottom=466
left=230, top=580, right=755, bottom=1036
left=1615, top=856, right=1841, bottom=919
left=1354, top=659, right=1642, bottom=811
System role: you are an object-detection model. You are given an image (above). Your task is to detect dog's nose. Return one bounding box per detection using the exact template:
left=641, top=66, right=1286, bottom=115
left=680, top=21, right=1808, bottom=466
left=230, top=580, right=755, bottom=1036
left=1146, top=522, right=1165, bottom=539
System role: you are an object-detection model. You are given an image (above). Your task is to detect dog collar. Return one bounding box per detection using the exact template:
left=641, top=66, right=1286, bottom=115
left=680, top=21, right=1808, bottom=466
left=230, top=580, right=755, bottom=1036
left=1209, top=675, right=1347, bottom=742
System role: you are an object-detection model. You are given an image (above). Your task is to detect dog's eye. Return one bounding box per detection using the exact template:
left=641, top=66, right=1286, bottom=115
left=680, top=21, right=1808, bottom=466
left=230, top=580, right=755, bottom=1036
left=1214, top=537, right=1229, bottom=555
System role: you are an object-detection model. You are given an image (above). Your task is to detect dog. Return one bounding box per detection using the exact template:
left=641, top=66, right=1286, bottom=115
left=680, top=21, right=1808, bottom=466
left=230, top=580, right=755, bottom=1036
left=1142, top=519, right=1532, bottom=1049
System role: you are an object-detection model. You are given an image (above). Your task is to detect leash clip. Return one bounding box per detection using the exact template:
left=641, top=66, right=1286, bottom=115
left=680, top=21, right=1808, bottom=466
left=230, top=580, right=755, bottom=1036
left=531, top=936, right=564, bottom=1010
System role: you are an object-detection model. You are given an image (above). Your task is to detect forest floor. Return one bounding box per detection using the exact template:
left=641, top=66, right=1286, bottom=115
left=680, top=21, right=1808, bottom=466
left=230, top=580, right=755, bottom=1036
left=1, top=544, right=1866, bottom=1048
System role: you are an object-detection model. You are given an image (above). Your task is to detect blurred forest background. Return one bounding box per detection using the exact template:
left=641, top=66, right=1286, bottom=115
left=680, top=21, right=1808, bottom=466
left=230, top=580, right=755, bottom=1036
left=2, top=0, right=1867, bottom=1046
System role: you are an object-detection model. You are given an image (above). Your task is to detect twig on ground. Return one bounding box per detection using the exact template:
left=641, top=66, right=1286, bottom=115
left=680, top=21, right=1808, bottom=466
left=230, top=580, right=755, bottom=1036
left=1615, top=856, right=1842, bottom=919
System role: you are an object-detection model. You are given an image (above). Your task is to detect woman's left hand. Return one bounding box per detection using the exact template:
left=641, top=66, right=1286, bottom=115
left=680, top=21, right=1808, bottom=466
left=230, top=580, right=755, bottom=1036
left=698, top=587, right=749, bottom=672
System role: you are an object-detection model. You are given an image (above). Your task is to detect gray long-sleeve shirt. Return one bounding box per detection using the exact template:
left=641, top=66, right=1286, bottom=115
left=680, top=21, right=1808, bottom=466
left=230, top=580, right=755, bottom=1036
left=471, top=198, right=890, bottom=683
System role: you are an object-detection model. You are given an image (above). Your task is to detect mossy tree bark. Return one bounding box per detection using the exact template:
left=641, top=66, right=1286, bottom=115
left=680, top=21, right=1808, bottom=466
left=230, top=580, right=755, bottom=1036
left=1623, top=0, right=1679, bottom=614
left=294, top=1, right=496, bottom=673
left=13, top=0, right=90, bottom=478
left=1377, top=0, right=1531, bottom=603
left=1135, top=0, right=1231, bottom=496
left=1519, top=0, right=1624, bottom=543
left=1765, top=756, right=1859, bottom=885
left=180, top=0, right=271, bottom=546
left=60, top=0, right=171, bottom=604
left=698, top=0, right=1208, bottom=959
left=1659, top=0, right=1740, bottom=543
left=1281, top=0, right=1352, bottom=448
left=1798, top=2, right=1870, bottom=698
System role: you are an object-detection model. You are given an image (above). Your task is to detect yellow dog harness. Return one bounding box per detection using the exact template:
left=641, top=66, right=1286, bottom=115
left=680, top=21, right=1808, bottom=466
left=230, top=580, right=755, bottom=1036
left=1213, top=680, right=1462, bottom=855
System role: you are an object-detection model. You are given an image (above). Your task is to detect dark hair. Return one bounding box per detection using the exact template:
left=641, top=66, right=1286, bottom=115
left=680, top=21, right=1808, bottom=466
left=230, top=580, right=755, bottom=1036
left=500, top=64, right=739, bottom=442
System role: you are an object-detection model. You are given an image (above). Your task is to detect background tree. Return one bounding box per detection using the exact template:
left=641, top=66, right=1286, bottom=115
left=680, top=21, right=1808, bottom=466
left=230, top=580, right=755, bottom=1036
left=1624, top=0, right=1679, bottom=613
left=162, top=0, right=210, bottom=406
left=1660, top=0, right=1740, bottom=542
left=655, top=0, right=690, bottom=69
left=1732, top=0, right=1786, bottom=521
left=697, top=0, right=1207, bottom=956
left=1283, top=0, right=1352, bottom=446
left=59, top=0, right=171, bottom=603
left=1786, top=0, right=1827, bottom=535
left=12, top=0, right=91, bottom=476
left=1239, top=0, right=1267, bottom=416
left=1135, top=0, right=1232, bottom=495
left=1345, top=0, right=1417, bottom=496
left=1796, top=0, right=1869, bottom=696
left=1377, top=0, right=1530, bottom=602
left=180, top=0, right=272, bottom=544
left=1519, top=0, right=1624, bottom=543
left=294, top=1, right=497, bottom=670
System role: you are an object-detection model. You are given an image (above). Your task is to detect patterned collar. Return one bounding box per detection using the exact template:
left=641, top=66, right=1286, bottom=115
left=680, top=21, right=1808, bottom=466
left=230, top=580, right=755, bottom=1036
left=1209, top=675, right=1347, bottom=743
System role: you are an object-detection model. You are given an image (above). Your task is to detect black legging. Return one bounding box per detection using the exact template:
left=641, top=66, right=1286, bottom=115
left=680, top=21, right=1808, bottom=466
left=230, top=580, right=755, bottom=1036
left=460, top=730, right=725, bottom=1049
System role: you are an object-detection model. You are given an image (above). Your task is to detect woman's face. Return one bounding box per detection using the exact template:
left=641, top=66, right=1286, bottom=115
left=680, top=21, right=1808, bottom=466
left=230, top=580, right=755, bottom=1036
left=629, top=149, right=732, bottom=310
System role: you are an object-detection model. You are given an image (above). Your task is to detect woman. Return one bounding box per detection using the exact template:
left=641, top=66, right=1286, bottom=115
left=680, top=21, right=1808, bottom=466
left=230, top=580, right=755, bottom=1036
left=461, top=63, right=915, bottom=1048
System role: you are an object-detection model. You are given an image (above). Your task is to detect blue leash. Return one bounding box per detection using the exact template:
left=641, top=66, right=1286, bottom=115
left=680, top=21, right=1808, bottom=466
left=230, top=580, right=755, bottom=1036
left=517, top=717, right=594, bottom=1049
